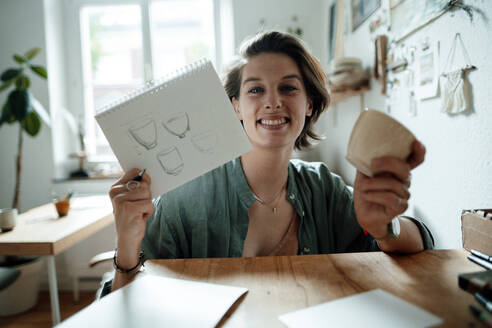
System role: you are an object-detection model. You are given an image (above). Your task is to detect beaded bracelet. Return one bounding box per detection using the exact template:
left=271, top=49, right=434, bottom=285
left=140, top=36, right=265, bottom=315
left=113, top=249, right=145, bottom=274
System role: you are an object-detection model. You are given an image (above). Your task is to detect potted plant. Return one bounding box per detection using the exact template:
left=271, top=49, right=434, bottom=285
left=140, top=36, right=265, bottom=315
left=0, top=48, right=49, bottom=315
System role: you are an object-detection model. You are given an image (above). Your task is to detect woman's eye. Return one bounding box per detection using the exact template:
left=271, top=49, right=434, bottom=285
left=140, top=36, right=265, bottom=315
left=248, top=87, right=263, bottom=94
left=280, top=85, right=298, bottom=92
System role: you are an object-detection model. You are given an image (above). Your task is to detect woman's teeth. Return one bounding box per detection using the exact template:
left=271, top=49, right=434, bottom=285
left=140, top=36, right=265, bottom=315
left=260, top=118, right=287, bottom=125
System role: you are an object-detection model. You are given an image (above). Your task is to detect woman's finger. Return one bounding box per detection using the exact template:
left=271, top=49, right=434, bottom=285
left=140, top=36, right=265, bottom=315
left=110, top=180, right=151, bottom=198
left=358, top=176, right=410, bottom=200
left=112, top=168, right=145, bottom=188
left=407, top=140, right=426, bottom=169
left=361, top=190, right=408, bottom=213
left=123, top=199, right=154, bottom=219
left=112, top=182, right=151, bottom=203
left=371, top=157, right=411, bottom=183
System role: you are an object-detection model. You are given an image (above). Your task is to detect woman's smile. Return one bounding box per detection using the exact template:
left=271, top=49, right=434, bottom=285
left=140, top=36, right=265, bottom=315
left=257, top=116, right=290, bottom=129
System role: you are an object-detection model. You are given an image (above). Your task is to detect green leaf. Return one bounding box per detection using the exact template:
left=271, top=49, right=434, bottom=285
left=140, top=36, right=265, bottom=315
left=8, top=89, right=30, bottom=121
left=24, top=48, right=41, bottom=60
left=0, top=100, right=16, bottom=126
left=0, top=79, right=14, bottom=92
left=1, top=68, right=22, bottom=82
left=22, top=111, right=41, bottom=136
left=15, top=75, right=30, bottom=89
left=29, top=65, right=47, bottom=79
left=13, top=54, right=27, bottom=64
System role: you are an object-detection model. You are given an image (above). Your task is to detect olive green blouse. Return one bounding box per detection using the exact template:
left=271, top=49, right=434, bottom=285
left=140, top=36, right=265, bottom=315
left=141, top=157, right=434, bottom=259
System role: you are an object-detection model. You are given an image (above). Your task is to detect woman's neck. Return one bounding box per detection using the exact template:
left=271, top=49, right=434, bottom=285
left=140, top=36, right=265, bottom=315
left=240, top=146, right=292, bottom=199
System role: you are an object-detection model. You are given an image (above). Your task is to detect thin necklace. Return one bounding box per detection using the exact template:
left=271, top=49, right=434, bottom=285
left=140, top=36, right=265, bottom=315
left=252, top=182, right=286, bottom=213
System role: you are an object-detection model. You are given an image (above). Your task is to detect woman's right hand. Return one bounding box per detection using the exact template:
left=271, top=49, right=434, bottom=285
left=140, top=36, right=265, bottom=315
left=109, top=168, right=154, bottom=269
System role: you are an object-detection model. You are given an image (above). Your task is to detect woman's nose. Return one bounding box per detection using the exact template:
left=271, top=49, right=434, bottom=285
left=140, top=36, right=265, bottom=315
left=264, top=91, right=281, bottom=111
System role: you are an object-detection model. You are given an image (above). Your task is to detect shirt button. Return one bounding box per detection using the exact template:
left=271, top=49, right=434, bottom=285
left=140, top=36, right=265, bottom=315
left=289, top=194, right=295, bottom=199
left=303, top=247, right=311, bottom=253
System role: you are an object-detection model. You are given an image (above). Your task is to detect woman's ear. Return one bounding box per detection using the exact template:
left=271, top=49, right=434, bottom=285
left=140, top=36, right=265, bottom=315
left=232, top=97, right=243, bottom=120
left=306, top=99, right=313, bottom=117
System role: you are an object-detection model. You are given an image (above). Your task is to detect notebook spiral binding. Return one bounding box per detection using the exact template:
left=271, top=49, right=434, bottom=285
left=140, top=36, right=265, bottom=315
left=96, top=58, right=210, bottom=117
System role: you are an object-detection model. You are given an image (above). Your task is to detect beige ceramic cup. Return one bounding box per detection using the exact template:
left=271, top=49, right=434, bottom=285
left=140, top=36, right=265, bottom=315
left=0, top=208, right=18, bottom=232
left=346, top=109, right=416, bottom=177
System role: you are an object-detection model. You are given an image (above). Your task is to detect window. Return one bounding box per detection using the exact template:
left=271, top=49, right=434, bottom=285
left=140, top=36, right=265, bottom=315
left=72, top=0, right=217, bottom=162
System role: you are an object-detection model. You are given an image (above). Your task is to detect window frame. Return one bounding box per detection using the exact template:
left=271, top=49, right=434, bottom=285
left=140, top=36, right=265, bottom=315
left=65, top=0, right=222, bottom=163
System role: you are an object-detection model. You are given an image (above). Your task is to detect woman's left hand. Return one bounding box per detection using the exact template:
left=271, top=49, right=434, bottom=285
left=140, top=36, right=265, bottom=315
left=353, top=140, right=426, bottom=239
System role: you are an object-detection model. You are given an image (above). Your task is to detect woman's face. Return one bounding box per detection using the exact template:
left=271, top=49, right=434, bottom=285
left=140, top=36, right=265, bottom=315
left=232, top=52, right=313, bottom=151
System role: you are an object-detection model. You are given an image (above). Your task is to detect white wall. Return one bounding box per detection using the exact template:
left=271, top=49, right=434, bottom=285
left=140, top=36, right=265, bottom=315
left=0, top=0, right=54, bottom=213
left=318, top=0, right=492, bottom=249
left=232, top=0, right=326, bottom=62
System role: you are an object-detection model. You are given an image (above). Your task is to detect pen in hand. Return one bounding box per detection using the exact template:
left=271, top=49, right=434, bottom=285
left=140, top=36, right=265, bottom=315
left=125, top=169, right=146, bottom=191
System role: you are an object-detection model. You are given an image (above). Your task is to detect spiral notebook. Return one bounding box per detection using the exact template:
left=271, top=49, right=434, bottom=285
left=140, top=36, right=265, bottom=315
left=95, top=59, right=252, bottom=197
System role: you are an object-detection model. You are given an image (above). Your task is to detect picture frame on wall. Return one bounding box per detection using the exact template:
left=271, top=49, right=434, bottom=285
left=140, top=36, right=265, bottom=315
left=351, top=0, right=381, bottom=31
left=390, top=0, right=449, bottom=42
left=415, top=41, right=440, bottom=100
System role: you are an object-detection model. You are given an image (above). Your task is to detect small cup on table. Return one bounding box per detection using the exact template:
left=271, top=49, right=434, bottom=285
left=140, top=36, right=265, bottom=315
left=53, top=191, right=73, bottom=217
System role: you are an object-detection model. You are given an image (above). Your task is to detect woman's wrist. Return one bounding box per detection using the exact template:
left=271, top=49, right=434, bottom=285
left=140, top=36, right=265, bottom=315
left=113, top=249, right=145, bottom=273
left=116, top=240, right=142, bottom=269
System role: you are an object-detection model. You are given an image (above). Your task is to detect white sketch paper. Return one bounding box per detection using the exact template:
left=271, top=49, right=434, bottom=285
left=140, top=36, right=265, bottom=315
left=58, top=275, right=248, bottom=328
left=279, top=289, right=442, bottom=328
left=95, top=60, right=252, bottom=197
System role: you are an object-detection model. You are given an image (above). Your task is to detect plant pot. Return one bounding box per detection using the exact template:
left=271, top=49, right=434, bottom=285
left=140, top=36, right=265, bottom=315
left=0, top=257, right=43, bottom=316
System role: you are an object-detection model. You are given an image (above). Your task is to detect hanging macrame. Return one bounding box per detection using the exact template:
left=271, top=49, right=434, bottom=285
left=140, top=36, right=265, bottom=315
left=440, top=33, right=476, bottom=114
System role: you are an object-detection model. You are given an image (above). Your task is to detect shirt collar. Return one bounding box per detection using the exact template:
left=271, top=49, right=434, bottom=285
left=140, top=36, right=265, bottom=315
left=228, top=157, right=256, bottom=208
left=227, top=157, right=305, bottom=213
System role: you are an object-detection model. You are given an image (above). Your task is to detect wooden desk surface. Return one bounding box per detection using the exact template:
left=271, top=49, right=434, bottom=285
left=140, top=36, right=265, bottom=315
left=146, top=250, right=481, bottom=327
left=0, top=196, right=113, bottom=256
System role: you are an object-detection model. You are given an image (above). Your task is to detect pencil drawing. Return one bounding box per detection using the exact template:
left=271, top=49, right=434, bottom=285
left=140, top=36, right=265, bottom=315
left=191, top=130, right=217, bottom=154
left=157, top=146, right=184, bottom=176
left=162, top=112, right=190, bottom=139
left=128, top=119, right=158, bottom=150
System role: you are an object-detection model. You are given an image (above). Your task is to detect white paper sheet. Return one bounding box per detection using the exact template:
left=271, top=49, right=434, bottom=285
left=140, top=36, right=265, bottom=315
left=58, top=275, right=248, bottom=328
left=95, top=60, right=252, bottom=197
left=278, top=289, right=442, bottom=328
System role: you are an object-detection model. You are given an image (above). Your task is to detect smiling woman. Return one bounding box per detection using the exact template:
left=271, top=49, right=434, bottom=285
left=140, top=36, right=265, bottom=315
left=101, top=31, right=434, bottom=297
left=224, top=32, right=329, bottom=150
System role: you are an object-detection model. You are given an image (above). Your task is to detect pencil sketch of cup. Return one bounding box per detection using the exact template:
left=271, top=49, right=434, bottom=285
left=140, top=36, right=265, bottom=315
left=129, top=119, right=158, bottom=150
left=162, top=112, right=190, bottom=139
left=191, top=130, right=217, bottom=154
left=157, top=147, right=184, bottom=176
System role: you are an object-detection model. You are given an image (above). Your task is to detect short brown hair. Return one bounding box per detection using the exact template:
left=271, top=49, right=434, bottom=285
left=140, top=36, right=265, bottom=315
left=223, top=31, right=330, bottom=150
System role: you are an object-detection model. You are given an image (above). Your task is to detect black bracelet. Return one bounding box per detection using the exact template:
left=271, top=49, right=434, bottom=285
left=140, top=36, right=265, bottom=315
left=113, top=249, right=145, bottom=274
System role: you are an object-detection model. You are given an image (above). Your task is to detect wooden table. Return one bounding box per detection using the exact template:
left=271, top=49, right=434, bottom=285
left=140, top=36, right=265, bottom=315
left=0, top=196, right=113, bottom=325
left=145, top=250, right=482, bottom=327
